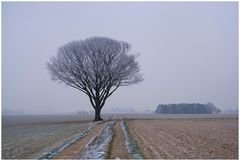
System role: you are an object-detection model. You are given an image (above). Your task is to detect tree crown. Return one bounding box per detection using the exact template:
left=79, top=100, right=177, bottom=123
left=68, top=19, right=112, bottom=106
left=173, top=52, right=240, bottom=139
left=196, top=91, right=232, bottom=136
left=47, top=37, right=143, bottom=109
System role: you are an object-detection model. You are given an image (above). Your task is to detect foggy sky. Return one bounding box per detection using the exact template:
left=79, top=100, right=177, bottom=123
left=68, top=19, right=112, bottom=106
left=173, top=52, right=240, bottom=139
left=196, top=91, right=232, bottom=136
left=2, top=2, right=238, bottom=114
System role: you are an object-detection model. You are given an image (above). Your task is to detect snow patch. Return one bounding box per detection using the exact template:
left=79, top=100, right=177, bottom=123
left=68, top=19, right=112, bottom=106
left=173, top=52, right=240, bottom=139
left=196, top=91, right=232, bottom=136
left=120, top=120, right=144, bottom=159
left=77, top=121, right=115, bottom=159
left=38, top=123, right=95, bottom=159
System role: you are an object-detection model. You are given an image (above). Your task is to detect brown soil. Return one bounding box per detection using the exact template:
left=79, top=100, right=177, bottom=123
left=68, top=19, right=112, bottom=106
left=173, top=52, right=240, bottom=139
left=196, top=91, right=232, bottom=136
left=127, top=118, right=238, bottom=159
left=53, top=122, right=106, bottom=159
left=107, top=121, right=130, bottom=159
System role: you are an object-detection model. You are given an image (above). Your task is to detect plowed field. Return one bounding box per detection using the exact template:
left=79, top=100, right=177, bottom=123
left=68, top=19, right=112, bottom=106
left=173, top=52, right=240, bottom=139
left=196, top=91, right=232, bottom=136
left=127, top=118, right=238, bottom=159
left=2, top=114, right=238, bottom=159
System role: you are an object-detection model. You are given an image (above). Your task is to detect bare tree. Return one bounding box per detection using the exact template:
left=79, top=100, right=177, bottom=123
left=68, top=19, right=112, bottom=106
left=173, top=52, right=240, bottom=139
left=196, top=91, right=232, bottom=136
left=47, top=37, right=143, bottom=121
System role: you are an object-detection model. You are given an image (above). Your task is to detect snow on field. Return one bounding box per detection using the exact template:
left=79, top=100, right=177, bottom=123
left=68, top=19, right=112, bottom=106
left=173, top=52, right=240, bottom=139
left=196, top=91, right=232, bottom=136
left=77, top=121, right=115, bottom=159
left=120, top=120, right=144, bottom=159
left=38, top=123, right=95, bottom=159
left=2, top=122, right=91, bottom=159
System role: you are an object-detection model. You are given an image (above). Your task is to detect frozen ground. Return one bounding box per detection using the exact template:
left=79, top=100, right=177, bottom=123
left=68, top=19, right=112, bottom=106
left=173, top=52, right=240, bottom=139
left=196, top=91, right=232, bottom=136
left=2, top=114, right=112, bottom=127
left=2, top=114, right=110, bottom=159
left=2, top=113, right=238, bottom=159
left=39, top=122, right=95, bottom=159
left=120, top=120, right=144, bottom=159
left=2, top=122, right=89, bottom=159
left=78, top=121, right=115, bottom=159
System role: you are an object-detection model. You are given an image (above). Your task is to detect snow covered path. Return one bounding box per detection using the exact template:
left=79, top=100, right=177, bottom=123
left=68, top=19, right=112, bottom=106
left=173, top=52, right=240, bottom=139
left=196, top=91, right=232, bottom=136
left=77, top=121, right=116, bottom=159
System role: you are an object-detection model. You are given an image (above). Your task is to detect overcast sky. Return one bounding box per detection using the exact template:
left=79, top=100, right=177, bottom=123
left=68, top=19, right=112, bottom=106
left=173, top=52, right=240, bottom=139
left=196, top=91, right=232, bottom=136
left=2, top=2, right=238, bottom=114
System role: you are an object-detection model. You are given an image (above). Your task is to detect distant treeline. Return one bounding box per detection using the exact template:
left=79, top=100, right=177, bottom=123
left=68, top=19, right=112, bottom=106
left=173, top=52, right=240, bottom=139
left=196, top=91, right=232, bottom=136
left=155, top=103, right=221, bottom=114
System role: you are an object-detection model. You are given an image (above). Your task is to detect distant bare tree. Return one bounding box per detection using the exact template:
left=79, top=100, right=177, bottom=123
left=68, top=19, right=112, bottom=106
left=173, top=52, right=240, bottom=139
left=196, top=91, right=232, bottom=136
left=47, top=37, right=143, bottom=121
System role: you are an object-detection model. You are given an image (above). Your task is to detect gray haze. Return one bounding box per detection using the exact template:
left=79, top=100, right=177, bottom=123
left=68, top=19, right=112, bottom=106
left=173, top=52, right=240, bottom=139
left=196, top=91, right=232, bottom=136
left=2, top=2, right=238, bottom=114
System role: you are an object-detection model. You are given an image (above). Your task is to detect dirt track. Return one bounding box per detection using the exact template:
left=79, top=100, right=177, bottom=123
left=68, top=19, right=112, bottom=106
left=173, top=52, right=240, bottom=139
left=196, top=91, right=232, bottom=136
left=53, top=122, right=106, bottom=159
left=53, top=115, right=130, bottom=159
left=107, top=121, right=130, bottom=159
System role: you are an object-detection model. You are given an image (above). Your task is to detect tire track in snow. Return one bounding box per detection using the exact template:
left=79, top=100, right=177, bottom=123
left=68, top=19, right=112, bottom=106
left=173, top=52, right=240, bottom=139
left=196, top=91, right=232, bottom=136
left=107, top=120, right=130, bottom=159
left=53, top=121, right=107, bottom=159
left=38, top=122, right=95, bottom=159
left=77, top=120, right=116, bottom=159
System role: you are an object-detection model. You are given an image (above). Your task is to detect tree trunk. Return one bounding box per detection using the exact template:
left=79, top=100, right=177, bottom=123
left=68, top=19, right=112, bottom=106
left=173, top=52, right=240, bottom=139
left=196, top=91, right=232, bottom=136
left=94, top=108, right=103, bottom=121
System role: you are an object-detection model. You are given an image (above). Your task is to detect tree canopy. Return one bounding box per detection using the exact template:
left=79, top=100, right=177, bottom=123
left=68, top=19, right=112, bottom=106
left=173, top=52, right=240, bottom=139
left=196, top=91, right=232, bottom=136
left=47, top=37, right=143, bottom=121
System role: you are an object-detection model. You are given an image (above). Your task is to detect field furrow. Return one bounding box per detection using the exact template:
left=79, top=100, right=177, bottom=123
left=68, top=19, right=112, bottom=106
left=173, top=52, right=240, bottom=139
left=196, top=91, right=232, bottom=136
left=127, top=118, right=238, bottom=159
left=121, top=120, right=144, bottom=159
